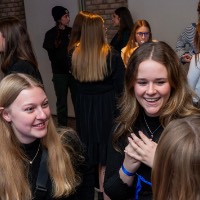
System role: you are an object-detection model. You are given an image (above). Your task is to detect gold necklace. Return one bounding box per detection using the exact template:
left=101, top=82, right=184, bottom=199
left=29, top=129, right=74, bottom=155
left=29, top=144, right=40, bottom=165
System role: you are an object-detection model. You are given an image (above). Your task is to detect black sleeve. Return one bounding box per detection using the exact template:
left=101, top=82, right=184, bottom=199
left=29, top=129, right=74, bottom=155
left=43, top=29, right=56, bottom=62
left=104, top=129, right=134, bottom=200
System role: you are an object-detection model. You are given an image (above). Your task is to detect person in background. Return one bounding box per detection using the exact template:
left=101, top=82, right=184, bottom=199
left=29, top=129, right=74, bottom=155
left=121, top=19, right=153, bottom=67
left=104, top=41, right=199, bottom=200
left=71, top=13, right=125, bottom=200
left=110, top=7, right=134, bottom=53
left=187, top=2, right=200, bottom=107
left=152, top=116, right=200, bottom=200
left=0, top=16, right=43, bottom=83
left=176, top=0, right=200, bottom=70
left=0, top=73, right=83, bottom=200
left=187, top=53, right=200, bottom=107
left=43, top=6, right=76, bottom=127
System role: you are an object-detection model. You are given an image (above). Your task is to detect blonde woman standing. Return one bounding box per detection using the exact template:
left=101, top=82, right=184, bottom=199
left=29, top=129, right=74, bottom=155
left=72, top=13, right=125, bottom=199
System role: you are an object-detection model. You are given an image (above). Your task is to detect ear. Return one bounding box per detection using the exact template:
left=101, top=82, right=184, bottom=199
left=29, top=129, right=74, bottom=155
left=1, top=108, right=12, bottom=122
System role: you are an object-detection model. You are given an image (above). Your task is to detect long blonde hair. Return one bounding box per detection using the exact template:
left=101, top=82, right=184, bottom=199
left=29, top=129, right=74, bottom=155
left=152, top=116, right=200, bottom=200
left=0, top=73, right=79, bottom=200
left=72, top=13, right=110, bottom=82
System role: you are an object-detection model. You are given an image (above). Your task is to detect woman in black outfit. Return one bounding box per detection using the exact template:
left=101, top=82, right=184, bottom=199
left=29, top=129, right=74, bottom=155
left=0, top=73, right=92, bottom=200
left=110, top=7, right=134, bottom=53
left=104, top=42, right=200, bottom=200
left=71, top=13, right=125, bottom=199
left=0, top=16, right=43, bottom=83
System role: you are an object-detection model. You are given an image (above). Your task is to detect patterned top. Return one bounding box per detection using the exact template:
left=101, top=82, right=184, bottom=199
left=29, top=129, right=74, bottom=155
left=176, top=23, right=197, bottom=58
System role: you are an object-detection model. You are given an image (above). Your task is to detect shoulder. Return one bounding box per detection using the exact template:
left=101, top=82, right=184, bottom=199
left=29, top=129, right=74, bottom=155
left=45, top=26, right=57, bottom=36
left=182, top=23, right=196, bottom=33
left=121, top=46, right=127, bottom=54
left=11, top=60, right=35, bottom=71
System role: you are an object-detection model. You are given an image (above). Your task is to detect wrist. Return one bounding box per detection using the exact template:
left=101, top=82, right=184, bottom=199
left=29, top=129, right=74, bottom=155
left=121, top=164, right=135, bottom=176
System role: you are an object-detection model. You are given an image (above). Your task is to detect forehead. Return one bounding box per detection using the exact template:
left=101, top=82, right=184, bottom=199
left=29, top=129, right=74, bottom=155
left=112, top=13, right=119, bottom=18
left=137, top=60, right=168, bottom=78
left=136, top=26, right=149, bottom=33
left=11, top=87, right=46, bottom=105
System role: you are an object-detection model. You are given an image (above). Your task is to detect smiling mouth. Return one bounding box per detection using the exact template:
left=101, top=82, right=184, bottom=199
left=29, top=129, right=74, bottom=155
left=145, top=97, right=160, bottom=102
left=33, top=122, right=46, bottom=127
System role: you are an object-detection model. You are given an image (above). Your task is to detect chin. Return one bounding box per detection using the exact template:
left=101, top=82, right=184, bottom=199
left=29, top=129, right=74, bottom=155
left=144, top=108, right=161, bottom=117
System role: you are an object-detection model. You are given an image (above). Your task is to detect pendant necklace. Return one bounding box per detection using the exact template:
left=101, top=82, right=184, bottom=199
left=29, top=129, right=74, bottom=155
left=143, top=113, right=161, bottom=139
left=29, top=144, right=40, bottom=165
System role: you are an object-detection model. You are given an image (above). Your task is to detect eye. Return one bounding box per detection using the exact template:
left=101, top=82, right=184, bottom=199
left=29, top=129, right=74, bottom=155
left=137, top=81, right=147, bottom=86
left=42, top=100, right=49, bottom=108
left=25, top=107, right=34, bottom=113
left=156, top=80, right=167, bottom=85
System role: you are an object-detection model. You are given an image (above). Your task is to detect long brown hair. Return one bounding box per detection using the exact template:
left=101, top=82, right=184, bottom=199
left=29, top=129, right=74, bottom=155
left=152, top=116, right=200, bottom=200
left=114, top=7, right=134, bottom=42
left=0, top=16, right=38, bottom=73
left=0, top=73, right=80, bottom=200
left=113, top=41, right=199, bottom=150
left=68, top=11, right=91, bottom=52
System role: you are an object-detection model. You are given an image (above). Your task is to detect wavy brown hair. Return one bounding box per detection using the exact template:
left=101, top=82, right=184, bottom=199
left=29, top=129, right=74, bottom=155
left=152, top=116, right=200, bottom=200
left=113, top=41, right=199, bottom=150
left=0, top=73, right=80, bottom=200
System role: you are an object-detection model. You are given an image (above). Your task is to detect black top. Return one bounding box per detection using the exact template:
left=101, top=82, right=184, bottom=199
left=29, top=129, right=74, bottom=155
left=22, top=132, right=94, bottom=200
left=43, top=26, right=72, bottom=74
left=104, top=111, right=163, bottom=200
left=110, top=30, right=131, bottom=53
left=4, top=59, right=43, bottom=83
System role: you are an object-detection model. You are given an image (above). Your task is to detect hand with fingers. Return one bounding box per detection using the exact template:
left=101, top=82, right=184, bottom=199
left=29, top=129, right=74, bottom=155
left=125, top=131, right=157, bottom=168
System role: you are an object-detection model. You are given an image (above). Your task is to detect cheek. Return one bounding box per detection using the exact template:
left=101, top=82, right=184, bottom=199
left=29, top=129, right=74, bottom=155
left=161, top=84, right=171, bottom=98
left=144, top=36, right=150, bottom=42
left=134, top=85, right=145, bottom=97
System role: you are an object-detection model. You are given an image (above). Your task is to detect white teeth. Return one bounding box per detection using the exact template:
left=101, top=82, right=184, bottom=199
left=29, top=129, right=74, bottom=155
left=145, top=98, right=159, bottom=102
left=35, top=122, right=45, bottom=127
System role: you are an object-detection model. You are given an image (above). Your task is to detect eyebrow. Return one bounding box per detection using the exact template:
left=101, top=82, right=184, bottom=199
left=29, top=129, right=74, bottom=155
left=136, top=78, right=168, bottom=80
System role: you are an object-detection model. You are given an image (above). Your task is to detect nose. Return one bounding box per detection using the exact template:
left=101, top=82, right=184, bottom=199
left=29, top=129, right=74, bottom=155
left=146, top=83, right=156, bottom=95
left=141, top=34, right=145, bottom=39
left=36, top=107, right=47, bottom=119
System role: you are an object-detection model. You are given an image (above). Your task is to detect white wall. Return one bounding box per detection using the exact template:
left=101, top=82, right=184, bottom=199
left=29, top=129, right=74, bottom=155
left=128, top=0, right=199, bottom=49
left=24, top=0, right=80, bottom=116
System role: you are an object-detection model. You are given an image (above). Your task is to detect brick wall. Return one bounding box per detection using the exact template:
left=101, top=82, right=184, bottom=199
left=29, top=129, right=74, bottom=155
left=0, top=0, right=25, bottom=20
left=84, top=0, right=128, bottom=42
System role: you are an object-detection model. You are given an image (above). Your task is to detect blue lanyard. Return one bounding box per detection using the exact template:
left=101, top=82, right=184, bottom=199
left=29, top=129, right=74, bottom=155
left=134, top=173, right=152, bottom=200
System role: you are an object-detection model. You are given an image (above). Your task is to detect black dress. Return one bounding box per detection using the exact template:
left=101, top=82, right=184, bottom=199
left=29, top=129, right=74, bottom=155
left=104, top=112, right=164, bottom=200
left=75, top=49, right=125, bottom=165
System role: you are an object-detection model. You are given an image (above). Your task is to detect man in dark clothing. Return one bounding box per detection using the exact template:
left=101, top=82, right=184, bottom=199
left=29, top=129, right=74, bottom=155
left=43, top=6, right=76, bottom=126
